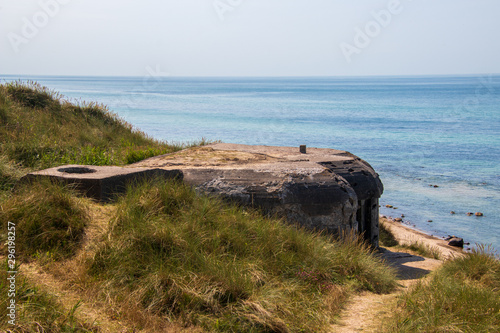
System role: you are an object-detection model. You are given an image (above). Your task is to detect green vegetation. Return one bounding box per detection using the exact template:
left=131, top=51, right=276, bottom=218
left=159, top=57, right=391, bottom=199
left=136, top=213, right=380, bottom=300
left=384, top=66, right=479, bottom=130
left=0, top=80, right=189, bottom=170
left=0, top=180, right=89, bottom=261
left=1, top=81, right=497, bottom=332
left=0, top=82, right=399, bottom=332
left=403, top=241, right=441, bottom=260
left=0, top=155, right=23, bottom=192
left=379, top=222, right=399, bottom=247
left=0, top=268, right=98, bottom=332
left=87, top=178, right=396, bottom=332
left=379, top=221, right=440, bottom=259
left=383, top=246, right=500, bottom=332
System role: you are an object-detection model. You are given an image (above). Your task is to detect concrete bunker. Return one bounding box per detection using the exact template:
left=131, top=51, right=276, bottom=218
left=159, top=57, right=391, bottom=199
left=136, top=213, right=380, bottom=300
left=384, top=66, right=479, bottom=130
left=24, top=144, right=383, bottom=247
left=23, top=165, right=182, bottom=202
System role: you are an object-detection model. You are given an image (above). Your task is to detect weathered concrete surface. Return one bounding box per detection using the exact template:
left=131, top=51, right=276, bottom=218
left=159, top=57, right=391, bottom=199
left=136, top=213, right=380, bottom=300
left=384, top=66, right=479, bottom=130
left=22, top=165, right=181, bottom=202
left=24, top=144, right=384, bottom=246
left=132, top=143, right=384, bottom=245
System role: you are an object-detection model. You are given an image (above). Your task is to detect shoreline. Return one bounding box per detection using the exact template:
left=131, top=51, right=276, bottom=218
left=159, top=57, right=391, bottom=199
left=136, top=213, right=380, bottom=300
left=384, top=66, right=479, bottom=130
left=379, top=216, right=464, bottom=259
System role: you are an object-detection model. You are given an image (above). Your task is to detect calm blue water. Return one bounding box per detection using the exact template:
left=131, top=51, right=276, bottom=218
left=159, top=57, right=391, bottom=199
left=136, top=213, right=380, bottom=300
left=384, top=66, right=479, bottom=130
left=2, top=75, right=499, bottom=250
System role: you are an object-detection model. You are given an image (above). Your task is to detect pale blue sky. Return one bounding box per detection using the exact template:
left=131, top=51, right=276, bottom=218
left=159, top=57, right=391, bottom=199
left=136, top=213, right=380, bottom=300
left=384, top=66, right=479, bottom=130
left=1, top=0, right=499, bottom=77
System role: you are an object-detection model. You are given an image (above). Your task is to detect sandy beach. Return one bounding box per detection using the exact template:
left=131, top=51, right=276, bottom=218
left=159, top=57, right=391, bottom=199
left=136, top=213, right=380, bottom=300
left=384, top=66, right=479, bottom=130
left=380, top=216, right=464, bottom=260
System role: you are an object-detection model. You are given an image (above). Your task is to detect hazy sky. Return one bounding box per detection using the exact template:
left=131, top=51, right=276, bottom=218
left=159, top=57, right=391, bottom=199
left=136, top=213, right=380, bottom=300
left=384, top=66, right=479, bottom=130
left=1, top=0, right=499, bottom=77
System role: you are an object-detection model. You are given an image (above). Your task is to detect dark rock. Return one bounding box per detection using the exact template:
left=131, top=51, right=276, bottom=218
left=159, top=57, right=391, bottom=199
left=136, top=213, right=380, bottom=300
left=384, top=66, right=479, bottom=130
left=448, top=237, right=464, bottom=248
left=394, top=218, right=403, bottom=222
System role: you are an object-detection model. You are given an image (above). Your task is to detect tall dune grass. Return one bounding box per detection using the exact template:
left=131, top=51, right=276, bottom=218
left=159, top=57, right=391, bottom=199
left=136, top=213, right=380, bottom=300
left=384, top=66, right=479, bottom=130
left=383, top=245, right=500, bottom=332
left=0, top=180, right=89, bottom=261
left=87, top=178, right=397, bottom=332
left=0, top=81, right=195, bottom=169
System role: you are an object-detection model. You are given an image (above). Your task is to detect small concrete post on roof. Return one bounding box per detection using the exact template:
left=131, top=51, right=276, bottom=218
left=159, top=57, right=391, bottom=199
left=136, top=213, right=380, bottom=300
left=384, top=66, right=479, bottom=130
left=23, top=143, right=384, bottom=247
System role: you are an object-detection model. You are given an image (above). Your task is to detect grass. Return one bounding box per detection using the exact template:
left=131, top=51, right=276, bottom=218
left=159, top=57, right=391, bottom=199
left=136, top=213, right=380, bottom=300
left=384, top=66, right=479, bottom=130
left=1, top=81, right=495, bottom=332
left=0, top=81, right=400, bottom=332
left=85, top=178, right=397, bottom=332
left=0, top=180, right=89, bottom=261
left=403, top=241, right=441, bottom=260
left=379, top=221, right=440, bottom=259
left=379, top=222, right=399, bottom=247
left=0, top=156, right=23, bottom=192
left=0, top=268, right=99, bottom=332
left=382, top=245, right=500, bottom=332
left=0, top=81, right=200, bottom=170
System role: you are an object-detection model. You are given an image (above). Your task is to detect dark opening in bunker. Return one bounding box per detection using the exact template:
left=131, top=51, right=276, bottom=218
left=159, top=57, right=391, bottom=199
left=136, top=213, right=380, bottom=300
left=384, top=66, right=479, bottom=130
left=58, top=167, right=97, bottom=174
left=357, top=199, right=372, bottom=243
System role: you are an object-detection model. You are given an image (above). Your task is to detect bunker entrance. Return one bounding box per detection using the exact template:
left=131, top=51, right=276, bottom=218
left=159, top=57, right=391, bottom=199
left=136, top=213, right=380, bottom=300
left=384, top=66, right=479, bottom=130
left=356, top=198, right=379, bottom=247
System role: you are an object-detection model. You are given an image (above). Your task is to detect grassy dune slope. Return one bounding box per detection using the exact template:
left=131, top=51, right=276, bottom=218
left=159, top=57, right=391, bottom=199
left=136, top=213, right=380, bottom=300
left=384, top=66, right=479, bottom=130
left=382, top=246, right=500, bottom=332
left=380, top=221, right=500, bottom=333
left=0, top=81, right=191, bottom=171
left=87, top=179, right=396, bottom=332
left=0, top=82, right=399, bottom=332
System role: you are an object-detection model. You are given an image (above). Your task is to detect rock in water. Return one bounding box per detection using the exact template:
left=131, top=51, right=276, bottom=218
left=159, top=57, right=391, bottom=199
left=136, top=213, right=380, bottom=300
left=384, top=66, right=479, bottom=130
left=448, top=237, right=464, bottom=248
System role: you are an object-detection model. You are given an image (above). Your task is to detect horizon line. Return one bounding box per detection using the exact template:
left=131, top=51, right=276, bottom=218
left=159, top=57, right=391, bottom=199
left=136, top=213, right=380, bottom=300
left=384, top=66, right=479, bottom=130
left=1, top=73, right=499, bottom=80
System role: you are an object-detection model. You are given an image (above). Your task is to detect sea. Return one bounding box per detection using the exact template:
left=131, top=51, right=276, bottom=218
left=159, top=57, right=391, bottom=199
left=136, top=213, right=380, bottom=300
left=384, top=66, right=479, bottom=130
left=2, top=75, right=499, bottom=251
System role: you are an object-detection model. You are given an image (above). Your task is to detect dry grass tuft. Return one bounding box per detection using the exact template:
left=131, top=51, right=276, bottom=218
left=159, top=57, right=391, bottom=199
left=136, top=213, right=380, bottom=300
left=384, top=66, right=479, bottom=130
left=382, top=245, right=500, bottom=332
left=83, top=178, right=397, bottom=332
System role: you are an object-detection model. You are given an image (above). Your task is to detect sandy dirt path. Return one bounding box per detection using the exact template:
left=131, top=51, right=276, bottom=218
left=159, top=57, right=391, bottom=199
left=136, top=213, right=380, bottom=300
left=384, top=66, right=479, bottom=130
left=330, top=218, right=462, bottom=332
